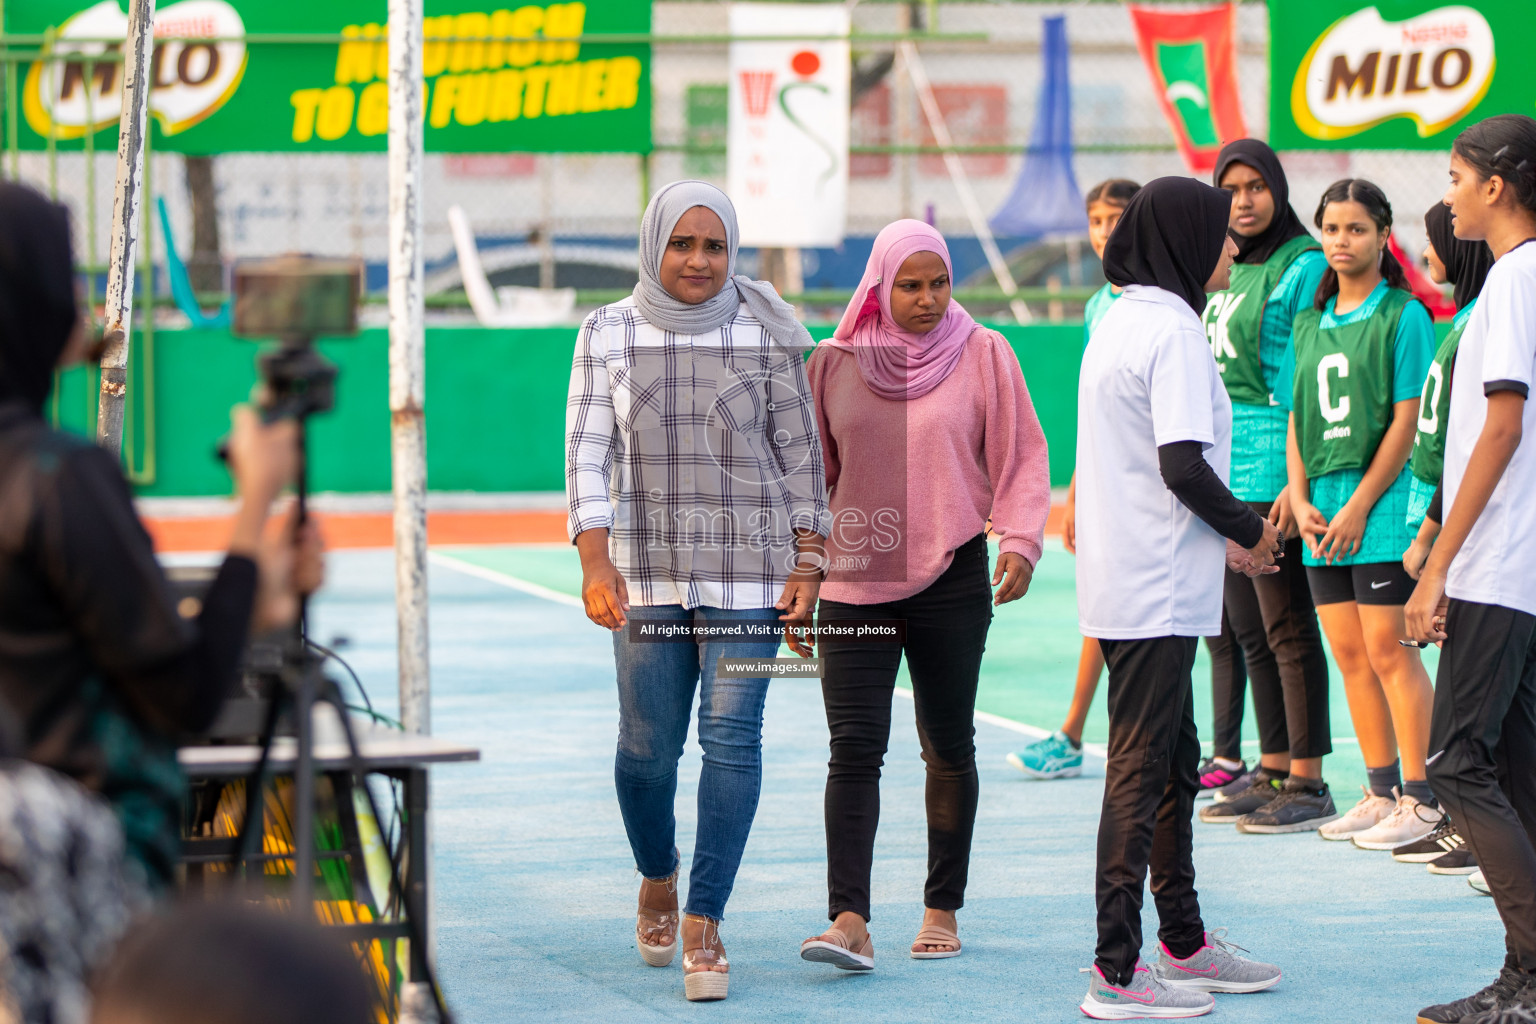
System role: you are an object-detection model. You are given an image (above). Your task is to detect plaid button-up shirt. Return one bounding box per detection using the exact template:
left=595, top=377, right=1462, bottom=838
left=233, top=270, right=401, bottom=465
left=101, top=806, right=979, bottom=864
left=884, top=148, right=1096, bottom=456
left=565, top=297, right=832, bottom=610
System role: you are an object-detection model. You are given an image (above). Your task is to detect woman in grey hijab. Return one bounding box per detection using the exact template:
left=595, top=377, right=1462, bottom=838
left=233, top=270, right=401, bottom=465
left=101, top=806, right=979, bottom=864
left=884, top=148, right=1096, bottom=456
left=564, top=180, right=829, bottom=1002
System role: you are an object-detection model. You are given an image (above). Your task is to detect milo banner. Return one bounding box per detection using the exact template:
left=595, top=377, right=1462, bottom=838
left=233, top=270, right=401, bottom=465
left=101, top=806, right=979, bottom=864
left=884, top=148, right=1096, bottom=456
left=1271, top=0, right=1521, bottom=150
left=8, top=0, right=650, bottom=153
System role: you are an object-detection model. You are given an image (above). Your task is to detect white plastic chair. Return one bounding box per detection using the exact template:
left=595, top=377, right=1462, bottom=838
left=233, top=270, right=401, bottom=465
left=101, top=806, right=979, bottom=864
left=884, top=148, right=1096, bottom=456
left=447, top=204, right=577, bottom=327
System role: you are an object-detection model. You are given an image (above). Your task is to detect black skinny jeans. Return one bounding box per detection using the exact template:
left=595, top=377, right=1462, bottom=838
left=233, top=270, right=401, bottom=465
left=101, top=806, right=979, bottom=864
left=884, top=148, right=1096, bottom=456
left=1096, top=635, right=1205, bottom=985
left=818, top=532, right=993, bottom=922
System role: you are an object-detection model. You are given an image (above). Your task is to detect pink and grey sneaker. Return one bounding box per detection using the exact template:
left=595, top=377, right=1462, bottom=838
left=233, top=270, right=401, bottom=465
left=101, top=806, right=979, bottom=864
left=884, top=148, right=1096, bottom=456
left=1197, top=758, right=1248, bottom=798
left=1154, top=929, right=1281, bottom=994
left=1080, top=959, right=1214, bottom=1019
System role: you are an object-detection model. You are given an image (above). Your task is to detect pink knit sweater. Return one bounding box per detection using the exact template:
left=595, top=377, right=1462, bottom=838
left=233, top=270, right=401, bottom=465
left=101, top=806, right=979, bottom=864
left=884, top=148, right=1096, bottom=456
left=806, top=329, right=1051, bottom=605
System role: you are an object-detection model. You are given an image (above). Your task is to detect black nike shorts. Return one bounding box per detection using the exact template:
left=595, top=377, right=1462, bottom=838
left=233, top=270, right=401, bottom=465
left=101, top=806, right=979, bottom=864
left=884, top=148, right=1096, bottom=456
left=1306, top=562, right=1416, bottom=606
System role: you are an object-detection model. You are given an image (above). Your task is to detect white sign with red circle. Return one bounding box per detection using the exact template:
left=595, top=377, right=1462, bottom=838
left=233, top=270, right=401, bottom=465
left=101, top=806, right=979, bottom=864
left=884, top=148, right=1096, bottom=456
left=727, top=3, right=850, bottom=248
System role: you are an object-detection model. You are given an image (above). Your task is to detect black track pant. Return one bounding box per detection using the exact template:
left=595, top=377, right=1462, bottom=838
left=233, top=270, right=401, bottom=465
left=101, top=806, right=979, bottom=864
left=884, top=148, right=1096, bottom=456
left=1221, top=526, right=1332, bottom=760
left=1427, top=599, right=1536, bottom=972
left=1095, top=636, right=1205, bottom=985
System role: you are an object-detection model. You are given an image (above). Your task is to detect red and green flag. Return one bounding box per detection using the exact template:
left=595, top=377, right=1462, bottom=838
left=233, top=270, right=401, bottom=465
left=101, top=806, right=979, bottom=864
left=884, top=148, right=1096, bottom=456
left=1128, top=3, right=1248, bottom=174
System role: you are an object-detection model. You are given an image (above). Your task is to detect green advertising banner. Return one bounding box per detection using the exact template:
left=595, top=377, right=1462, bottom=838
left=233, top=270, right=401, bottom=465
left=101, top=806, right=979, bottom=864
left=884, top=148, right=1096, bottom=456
left=7, top=0, right=650, bottom=153
left=1269, top=0, right=1527, bottom=150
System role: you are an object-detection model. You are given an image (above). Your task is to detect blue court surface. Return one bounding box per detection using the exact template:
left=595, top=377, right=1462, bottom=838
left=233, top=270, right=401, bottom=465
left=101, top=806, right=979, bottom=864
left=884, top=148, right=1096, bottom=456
left=309, top=543, right=1500, bottom=1024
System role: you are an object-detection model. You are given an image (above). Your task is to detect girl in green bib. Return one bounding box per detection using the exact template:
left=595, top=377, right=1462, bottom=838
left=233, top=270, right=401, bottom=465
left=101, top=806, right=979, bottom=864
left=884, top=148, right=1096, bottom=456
left=1194, top=140, right=1336, bottom=832
left=1277, top=178, right=1441, bottom=850
left=1010, top=178, right=1141, bottom=780
left=1403, top=202, right=1495, bottom=574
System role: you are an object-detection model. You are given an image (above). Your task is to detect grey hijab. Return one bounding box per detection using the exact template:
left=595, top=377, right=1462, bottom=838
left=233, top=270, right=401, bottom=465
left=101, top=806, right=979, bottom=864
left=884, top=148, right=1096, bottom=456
left=632, top=180, right=813, bottom=351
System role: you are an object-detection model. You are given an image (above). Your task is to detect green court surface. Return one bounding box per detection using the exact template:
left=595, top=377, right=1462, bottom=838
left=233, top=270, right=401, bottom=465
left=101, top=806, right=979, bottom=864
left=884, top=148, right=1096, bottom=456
left=435, top=539, right=1440, bottom=794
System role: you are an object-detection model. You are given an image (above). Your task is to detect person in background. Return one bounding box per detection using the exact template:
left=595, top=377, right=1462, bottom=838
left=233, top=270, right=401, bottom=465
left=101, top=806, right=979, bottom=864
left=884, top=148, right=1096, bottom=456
left=0, top=701, right=140, bottom=1024
left=1195, top=139, right=1337, bottom=834
left=0, top=181, right=317, bottom=892
left=1008, top=177, right=1139, bottom=781
left=90, top=902, right=374, bottom=1024
left=566, top=180, right=829, bottom=1002
left=1276, top=179, right=1440, bottom=851
left=1074, top=176, right=1282, bottom=1019
left=1388, top=201, right=1493, bottom=877
left=799, top=219, right=1050, bottom=969
left=1408, top=113, right=1536, bottom=1024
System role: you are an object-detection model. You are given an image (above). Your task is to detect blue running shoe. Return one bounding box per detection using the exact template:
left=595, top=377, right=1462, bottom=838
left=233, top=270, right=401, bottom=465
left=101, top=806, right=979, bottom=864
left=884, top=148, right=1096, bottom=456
left=1006, top=730, right=1083, bottom=779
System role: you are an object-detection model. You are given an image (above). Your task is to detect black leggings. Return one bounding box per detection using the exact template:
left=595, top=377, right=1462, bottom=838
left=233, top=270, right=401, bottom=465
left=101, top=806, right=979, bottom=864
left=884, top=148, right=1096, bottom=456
left=1207, top=607, right=1248, bottom=761
left=1210, top=504, right=1331, bottom=762
left=817, top=532, right=994, bottom=922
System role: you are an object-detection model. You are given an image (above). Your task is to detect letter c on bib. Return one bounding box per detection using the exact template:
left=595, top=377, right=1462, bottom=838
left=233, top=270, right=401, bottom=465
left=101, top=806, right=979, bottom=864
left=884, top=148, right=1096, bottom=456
left=1318, top=352, right=1350, bottom=424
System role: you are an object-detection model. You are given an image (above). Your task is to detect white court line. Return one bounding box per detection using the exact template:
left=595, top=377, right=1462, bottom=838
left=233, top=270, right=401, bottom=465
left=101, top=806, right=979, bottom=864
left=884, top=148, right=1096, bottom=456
left=895, top=686, right=1109, bottom=759
left=429, top=551, right=584, bottom=609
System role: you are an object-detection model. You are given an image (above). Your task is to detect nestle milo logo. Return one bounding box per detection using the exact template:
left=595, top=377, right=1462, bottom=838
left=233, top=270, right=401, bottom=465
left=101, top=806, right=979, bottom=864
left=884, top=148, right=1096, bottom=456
left=1291, top=5, right=1494, bottom=141
left=23, top=0, right=247, bottom=138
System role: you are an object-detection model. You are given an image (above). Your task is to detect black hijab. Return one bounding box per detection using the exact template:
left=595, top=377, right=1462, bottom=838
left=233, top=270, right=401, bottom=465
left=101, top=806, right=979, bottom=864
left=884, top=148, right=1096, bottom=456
left=1213, top=138, right=1313, bottom=265
left=1425, top=202, right=1494, bottom=311
left=1103, top=176, right=1232, bottom=317
left=0, top=182, right=77, bottom=414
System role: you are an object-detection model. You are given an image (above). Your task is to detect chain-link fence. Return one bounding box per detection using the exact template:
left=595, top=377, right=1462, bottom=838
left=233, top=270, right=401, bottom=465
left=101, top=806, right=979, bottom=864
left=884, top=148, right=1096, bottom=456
left=2, top=0, right=1458, bottom=325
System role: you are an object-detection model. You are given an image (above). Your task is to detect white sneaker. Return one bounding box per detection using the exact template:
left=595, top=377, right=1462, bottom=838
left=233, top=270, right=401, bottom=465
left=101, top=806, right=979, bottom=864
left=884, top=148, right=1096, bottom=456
left=1351, top=793, right=1444, bottom=851
left=1470, top=870, right=1491, bottom=895
left=1318, top=786, right=1396, bottom=841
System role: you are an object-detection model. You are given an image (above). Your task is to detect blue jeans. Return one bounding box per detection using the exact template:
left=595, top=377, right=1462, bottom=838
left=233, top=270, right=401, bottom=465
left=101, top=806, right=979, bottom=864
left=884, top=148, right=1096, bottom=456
left=612, top=605, right=780, bottom=921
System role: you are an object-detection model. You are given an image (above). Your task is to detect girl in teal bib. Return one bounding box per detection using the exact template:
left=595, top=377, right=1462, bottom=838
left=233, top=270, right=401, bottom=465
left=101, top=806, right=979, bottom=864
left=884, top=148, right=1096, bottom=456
left=1403, top=201, right=1495, bottom=572
left=1010, top=178, right=1141, bottom=780
left=1278, top=178, right=1440, bottom=841
left=1194, top=140, right=1335, bottom=824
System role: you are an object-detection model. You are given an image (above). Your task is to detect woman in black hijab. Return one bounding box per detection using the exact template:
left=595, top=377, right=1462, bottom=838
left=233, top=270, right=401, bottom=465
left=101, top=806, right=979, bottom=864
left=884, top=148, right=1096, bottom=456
left=0, top=181, right=311, bottom=888
left=1076, top=176, right=1285, bottom=1017
left=1425, top=200, right=1494, bottom=311
left=1190, top=138, right=1339, bottom=835
left=1403, top=203, right=1496, bottom=577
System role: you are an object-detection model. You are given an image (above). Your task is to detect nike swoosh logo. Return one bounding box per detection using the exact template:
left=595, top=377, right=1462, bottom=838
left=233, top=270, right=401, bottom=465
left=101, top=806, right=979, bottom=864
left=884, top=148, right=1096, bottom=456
left=1371, top=580, right=1392, bottom=590
left=1427, top=749, right=1446, bottom=765
left=1169, top=962, right=1221, bottom=977
left=1110, top=987, right=1160, bottom=1004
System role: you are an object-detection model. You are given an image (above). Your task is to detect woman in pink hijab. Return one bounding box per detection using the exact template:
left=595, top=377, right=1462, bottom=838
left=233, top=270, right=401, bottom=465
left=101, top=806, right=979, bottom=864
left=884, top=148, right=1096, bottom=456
left=798, top=220, right=1051, bottom=969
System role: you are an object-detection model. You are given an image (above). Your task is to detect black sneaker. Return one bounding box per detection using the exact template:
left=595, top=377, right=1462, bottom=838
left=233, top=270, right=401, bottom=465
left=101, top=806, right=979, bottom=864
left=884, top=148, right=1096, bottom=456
left=1466, top=978, right=1536, bottom=1024
left=1428, top=844, right=1479, bottom=876
left=1395, top=816, right=1465, bottom=863
left=1211, top=767, right=1259, bottom=803
left=1236, top=779, right=1340, bottom=834
left=1417, top=967, right=1530, bottom=1024
left=1198, top=770, right=1286, bottom=823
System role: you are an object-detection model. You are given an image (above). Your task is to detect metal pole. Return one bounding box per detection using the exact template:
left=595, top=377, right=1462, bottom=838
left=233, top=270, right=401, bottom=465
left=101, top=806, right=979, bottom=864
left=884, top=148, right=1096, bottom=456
left=97, top=0, right=155, bottom=455
left=388, top=0, right=432, bottom=1013
left=899, top=40, right=1032, bottom=324
left=389, top=0, right=429, bottom=738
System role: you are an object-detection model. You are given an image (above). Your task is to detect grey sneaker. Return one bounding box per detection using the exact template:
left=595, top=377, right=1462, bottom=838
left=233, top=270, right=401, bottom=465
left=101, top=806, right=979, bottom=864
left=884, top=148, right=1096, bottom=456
left=1235, top=781, right=1339, bottom=834
left=1198, top=770, right=1286, bottom=823
left=1155, top=930, right=1281, bottom=993
left=1081, top=958, right=1215, bottom=1019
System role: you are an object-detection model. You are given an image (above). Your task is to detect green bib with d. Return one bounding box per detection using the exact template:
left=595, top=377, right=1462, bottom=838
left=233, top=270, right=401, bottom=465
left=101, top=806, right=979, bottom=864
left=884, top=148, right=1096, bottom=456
left=1410, top=300, right=1475, bottom=486
left=1203, top=235, right=1320, bottom=407
left=1292, top=287, right=1413, bottom=479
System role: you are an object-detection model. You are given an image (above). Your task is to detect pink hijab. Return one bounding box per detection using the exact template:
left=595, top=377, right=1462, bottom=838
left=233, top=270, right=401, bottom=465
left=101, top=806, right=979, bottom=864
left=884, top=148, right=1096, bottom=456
left=824, top=219, right=982, bottom=401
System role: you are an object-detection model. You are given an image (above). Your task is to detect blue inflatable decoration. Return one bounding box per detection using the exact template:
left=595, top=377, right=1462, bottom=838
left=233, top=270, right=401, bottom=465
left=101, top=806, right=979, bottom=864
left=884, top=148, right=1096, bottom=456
left=988, top=15, right=1087, bottom=239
